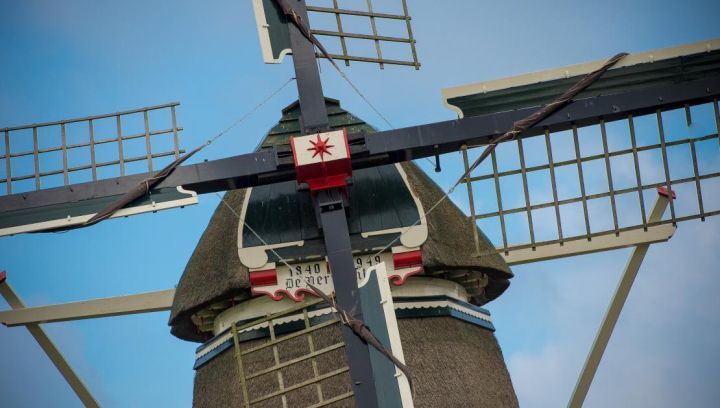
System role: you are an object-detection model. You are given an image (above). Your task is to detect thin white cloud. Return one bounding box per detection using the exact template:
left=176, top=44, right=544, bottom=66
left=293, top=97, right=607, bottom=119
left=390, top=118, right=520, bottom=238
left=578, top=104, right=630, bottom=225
left=500, top=216, right=720, bottom=408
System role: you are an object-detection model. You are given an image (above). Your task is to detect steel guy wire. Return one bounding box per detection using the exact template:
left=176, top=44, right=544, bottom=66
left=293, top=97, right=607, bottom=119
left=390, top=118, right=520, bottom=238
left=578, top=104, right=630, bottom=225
left=202, top=77, right=296, bottom=149
left=84, top=77, right=295, bottom=226
left=370, top=53, right=629, bottom=260
left=215, top=192, right=296, bottom=272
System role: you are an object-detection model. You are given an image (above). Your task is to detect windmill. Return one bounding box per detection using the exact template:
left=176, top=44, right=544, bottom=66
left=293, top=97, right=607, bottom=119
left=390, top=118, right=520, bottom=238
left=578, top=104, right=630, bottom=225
left=1, top=1, right=720, bottom=406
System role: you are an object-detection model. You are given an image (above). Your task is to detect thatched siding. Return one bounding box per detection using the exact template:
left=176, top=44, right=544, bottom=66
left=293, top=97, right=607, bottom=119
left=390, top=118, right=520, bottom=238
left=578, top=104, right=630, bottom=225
left=170, top=189, right=252, bottom=342
left=398, top=161, right=512, bottom=304
left=193, top=317, right=517, bottom=407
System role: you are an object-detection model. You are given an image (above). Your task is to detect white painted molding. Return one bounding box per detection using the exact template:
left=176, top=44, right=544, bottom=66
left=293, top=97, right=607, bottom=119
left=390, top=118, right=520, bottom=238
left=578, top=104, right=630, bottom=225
left=214, top=276, right=468, bottom=335
left=500, top=224, right=676, bottom=265
left=0, top=289, right=175, bottom=326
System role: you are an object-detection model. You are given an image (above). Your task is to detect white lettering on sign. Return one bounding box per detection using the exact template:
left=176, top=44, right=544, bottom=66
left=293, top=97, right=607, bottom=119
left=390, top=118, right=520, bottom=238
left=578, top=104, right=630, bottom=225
left=251, top=253, right=423, bottom=302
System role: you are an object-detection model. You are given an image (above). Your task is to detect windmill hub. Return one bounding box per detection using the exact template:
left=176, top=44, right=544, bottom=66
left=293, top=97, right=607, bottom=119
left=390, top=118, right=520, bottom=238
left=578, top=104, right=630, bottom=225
left=290, top=128, right=352, bottom=193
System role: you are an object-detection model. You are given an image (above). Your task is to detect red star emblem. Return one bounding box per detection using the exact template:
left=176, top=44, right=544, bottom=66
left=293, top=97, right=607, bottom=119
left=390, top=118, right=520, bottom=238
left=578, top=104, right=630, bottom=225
left=307, top=133, right=334, bottom=160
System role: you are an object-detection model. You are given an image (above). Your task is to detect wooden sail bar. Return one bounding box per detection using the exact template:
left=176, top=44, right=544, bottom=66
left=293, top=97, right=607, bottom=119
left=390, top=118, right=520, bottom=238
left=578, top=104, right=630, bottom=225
left=1, top=102, right=180, bottom=132
left=313, top=53, right=418, bottom=67
left=305, top=0, right=419, bottom=69
left=464, top=127, right=719, bottom=255
left=309, top=30, right=414, bottom=44
left=306, top=5, right=410, bottom=21
left=1, top=103, right=182, bottom=195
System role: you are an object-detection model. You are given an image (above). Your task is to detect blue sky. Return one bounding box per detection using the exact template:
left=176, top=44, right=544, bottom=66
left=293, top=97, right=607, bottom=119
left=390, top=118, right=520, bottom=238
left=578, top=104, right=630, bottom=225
left=1, top=0, right=719, bottom=406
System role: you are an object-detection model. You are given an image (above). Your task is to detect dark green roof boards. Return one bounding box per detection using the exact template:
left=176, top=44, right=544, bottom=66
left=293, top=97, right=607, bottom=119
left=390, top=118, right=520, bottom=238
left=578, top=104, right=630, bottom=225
left=260, top=98, right=374, bottom=148
left=240, top=98, right=427, bottom=264
left=240, top=165, right=424, bottom=262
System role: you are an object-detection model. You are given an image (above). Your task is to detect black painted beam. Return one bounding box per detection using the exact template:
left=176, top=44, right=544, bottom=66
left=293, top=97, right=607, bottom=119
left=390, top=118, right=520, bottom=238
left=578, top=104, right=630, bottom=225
left=364, top=74, right=720, bottom=161
left=315, top=188, right=379, bottom=407
left=286, top=0, right=330, bottom=133
left=0, top=150, right=278, bottom=212
left=2, top=75, right=718, bottom=214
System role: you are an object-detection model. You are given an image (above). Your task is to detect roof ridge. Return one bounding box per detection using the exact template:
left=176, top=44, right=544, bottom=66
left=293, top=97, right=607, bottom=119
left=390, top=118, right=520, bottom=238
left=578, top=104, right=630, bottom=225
left=257, top=98, right=375, bottom=149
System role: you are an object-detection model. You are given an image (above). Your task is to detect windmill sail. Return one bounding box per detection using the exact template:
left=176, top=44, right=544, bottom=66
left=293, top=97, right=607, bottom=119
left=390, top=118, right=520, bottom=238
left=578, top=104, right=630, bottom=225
left=442, top=39, right=720, bottom=263
left=253, top=0, right=420, bottom=68
left=0, top=103, right=197, bottom=235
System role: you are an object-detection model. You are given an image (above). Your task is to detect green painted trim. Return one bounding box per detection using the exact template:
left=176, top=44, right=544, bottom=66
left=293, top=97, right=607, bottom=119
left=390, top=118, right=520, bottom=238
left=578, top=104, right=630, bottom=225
left=448, top=49, right=720, bottom=117
left=0, top=187, right=195, bottom=230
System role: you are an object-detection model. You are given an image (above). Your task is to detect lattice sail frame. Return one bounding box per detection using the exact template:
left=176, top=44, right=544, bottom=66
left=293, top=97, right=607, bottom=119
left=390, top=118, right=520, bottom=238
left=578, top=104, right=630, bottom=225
left=459, top=100, right=720, bottom=262
left=1, top=103, right=184, bottom=196
left=253, top=0, right=420, bottom=69
left=307, top=0, right=420, bottom=69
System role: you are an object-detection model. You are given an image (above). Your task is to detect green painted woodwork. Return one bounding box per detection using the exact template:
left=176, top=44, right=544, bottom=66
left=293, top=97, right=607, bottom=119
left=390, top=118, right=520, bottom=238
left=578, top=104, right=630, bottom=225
left=260, top=98, right=374, bottom=148
left=242, top=166, right=419, bottom=247
left=448, top=49, right=720, bottom=117
left=260, top=0, right=292, bottom=62
left=243, top=98, right=420, bottom=260
left=359, top=270, right=404, bottom=408
left=0, top=187, right=194, bottom=230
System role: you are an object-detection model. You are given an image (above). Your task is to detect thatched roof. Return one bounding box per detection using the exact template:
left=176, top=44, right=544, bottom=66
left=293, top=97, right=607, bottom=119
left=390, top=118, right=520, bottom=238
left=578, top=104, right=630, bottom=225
left=192, top=317, right=518, bottom=407
left=169, top=99, right=513, bottom=342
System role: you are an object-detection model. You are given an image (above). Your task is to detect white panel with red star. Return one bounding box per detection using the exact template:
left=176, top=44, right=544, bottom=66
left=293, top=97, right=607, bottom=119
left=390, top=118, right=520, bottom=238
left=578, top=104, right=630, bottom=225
left=290, top=128, right=352, bottom=192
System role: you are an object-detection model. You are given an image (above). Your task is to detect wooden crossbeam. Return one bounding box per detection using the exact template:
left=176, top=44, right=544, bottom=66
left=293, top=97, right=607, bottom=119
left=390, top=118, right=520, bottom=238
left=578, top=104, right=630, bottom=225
left=0, top=287, right=174, bottom=327
left=0, top=272, right=100, bottom=408
left=501, top=224, right=676, bottom=266
left=568, top=189, right=674, bottom=407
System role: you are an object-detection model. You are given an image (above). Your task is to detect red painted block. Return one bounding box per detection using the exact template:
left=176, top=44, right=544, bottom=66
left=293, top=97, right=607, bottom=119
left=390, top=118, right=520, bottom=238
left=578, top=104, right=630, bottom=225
left=290, top=129, right=352, bottom=192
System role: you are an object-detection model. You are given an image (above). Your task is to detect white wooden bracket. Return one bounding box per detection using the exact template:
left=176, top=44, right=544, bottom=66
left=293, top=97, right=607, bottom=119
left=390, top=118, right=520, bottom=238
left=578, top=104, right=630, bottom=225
left=0, top=287, right=175, bottom=327
left=0, top=272, right=101, bottom=408
left=567, top=187, right=676, bottom=407
left=0, top=278, right=176, bottom=407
